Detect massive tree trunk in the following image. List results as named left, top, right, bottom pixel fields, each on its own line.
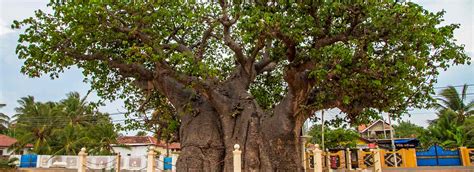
left=174, top=73, right=306, bottom=171
left=175, top=100, right=304, bottom=171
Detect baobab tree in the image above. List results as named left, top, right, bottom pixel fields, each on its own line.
left=13, top=1, right=469, bottom=171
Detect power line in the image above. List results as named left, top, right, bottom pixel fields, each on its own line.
left=433, top=84, right=474, bottom=89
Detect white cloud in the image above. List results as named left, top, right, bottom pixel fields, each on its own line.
left=0, top=19, right=14, bottom=36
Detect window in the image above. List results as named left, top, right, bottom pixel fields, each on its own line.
left=0, top=149, right=3, bottom=155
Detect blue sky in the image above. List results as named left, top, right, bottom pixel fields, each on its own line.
left=0, top=0, right=473, bottom=128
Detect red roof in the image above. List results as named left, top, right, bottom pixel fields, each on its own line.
left=357, top=124, right=367, bottom=132
left=117, top=136, right=156, bottom=145
left=0, top=134, right=18, bottom=147
left=156, top=141, right=181, bottom=150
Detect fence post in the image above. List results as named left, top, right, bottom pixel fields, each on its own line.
left=346, top=148, right=352, bottom=170
left=459, top=147, right=470, bottom=166
left=78, top=147, right=87, bottom=172
left=326, top=149, right=333, bottom=172
left=233, top=144, right=242, bottom=172
left=116, top=153, right=121, bottom=172
left=313, top=144, right=323, bottom=172
left=372, top=147, right=382, bottom=172
left=147, top=146, right=156, bottom=172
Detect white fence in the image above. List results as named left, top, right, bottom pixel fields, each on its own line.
left=10, top=144, right=260, bottom=172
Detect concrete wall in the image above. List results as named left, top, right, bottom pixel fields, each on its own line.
left=0, top=147, right=30, bottom=156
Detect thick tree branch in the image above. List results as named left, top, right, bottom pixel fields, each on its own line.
left=195, top=20, right=218, bottom=60
left=219, top=0, right=247, bottom=68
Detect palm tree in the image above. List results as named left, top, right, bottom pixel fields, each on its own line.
left=86, top=123, right=122, bottom=155
left=436, top=84, right=474, bottom=122
left=51, top=124, right=89, bottom=155
left=427, top=109, right=468, bottom=147
left=0, top=104, right=10, bottom=132
left=11, top=97, right=60, bottom=154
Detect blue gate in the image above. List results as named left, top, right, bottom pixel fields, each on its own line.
left=416, top=145, right=461, bottom=166
left=19, top=154, right=37, bottom=168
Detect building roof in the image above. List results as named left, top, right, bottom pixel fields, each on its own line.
left=117, top=136, right=157, bottom=145
left=116, top=136, right=181, bottom=149
left=155, top=140, right=181, bottom=149
left=0, top=134, right=18, bottom=147
left=359, top=119, right=392, bottom=133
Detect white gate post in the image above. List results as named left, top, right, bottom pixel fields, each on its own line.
left=346, top=148, right=352, bottom=170
left=147, top=146, right=156, bottom=172
left=313, top=144, right=323, bottom=172
left=78, top=147, right=87, bottom=172
left=326, top=149, right=334, bottom=172
left=372, top=147, right=382, bottom=172
left=233, top=144, right=242, bottom=172
left=116, top=153, right=121, bottom=172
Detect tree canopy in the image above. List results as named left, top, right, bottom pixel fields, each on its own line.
left=13, top=1, right=469, bottom=123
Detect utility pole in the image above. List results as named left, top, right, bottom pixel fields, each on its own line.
left=388, top=113, right=398, bottom=167
left=321, top=110, right=325, bottom=151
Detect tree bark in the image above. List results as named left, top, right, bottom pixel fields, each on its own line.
left=175, top=78, right=305, bottom=171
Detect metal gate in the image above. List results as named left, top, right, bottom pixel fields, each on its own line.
left=19, top=154, right=37, bottom=168
left=416, top=145, right=461, bottom=166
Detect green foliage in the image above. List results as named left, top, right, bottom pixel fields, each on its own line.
left=136, top=131, right=147, bottom=136
left=424, top=109, right=473, bottom=148
left=12, top=1, right=470, bottom=130
left=393, top=121, right=426, bottom=138
left=0, top=104, right=10, bottom=133
left=0, top=157, right=18, bottom=169
left=421, top=84, right=474, bottom=148
left=11, top=92, right=120, bottom=155
left=308, top=124, right=360, bottom=149
left=435, top=84, right=474, bottom=122
left=119, top=94, right=180, bottom=142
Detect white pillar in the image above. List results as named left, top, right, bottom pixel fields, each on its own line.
left=346, top=148, right=352, bottom=170
left=78, top=147, right=87, bottom=172
left=116, top=153, right=121, bottom=172
left=147, top=146, right=156, bottom=172
left=372, top=148, right=382, bottom=172
left=233, top=144, right=242, bottom=172
left=313, top=144, right=323, bottom=172
left=326, top=149, right=334, bottom=172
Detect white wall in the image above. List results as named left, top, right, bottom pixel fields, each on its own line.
left=0, top=147, right=30, bottom=156
left=113, top=145, right=150, bottom=157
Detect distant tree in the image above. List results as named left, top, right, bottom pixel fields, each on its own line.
left=393, top=121, right=426, bottom=138
left=136, top=131, right=147, bottom=136
left=463, top=116, right=474, bottom=147
left=0, top=104, right=10, bottom=133
left=426, top=109, right=468, bottom=147
left=11, top=92, right=119, bottom=155
left=308, top=124, right=360, bottom=149
left=436, top=84, right=474, bottom=122
left=86, top=123, right=122, bottom=155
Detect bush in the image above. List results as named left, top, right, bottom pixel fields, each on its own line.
left=0, top=157, right=19, bottom=169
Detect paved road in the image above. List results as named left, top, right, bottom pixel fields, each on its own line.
left=328, top=166, right=474, bottom=172
left=382, top=166, right=474, bottom=172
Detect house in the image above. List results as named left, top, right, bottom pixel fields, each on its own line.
left=0, top=134, right=31, bottom=157
left=358, top=119, right=393, bottom=140
left=357, top=120, right=419, bottom=149
left=112, top=136, right=180, bottom=157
